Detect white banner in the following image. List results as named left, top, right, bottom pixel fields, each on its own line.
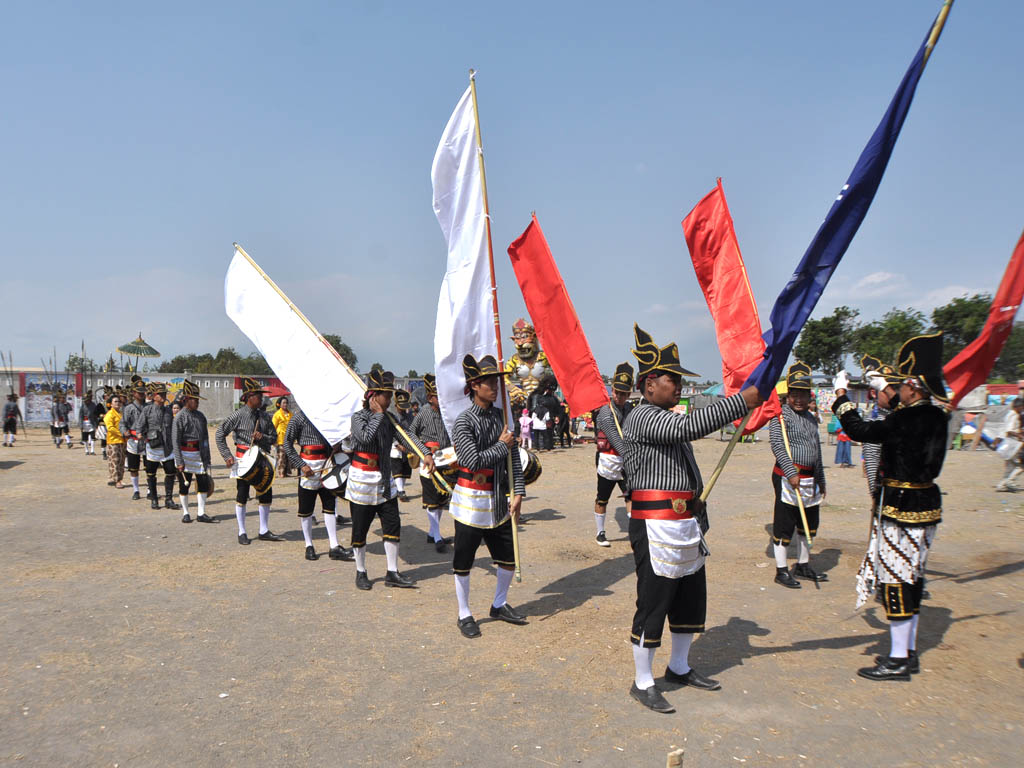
left=432, top=84, right=498, bottom=435
left=224, top=246, right=363, bottom=445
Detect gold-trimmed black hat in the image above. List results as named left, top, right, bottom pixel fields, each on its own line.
left=896, top=332, right=948, bottom=402
left=130, top=378, right=146, bottom=395
left=422, top=373, right=437, bottom=398
left=786, top=361, right=813, bottom=391
left=182, top=379, right=204, bottom=400
left=631, top=325, right=698, bottom=379
left=239, top=376, right=267, bottom=401
left=149, top=381, right=167, bottom=397
left=859, top=354, right=900, bottom=385
left=394, top=388, right=411, bottom=410
left=366, top=369, right=397, bottom=392
left=462, top=354, right=509, bottom=383
left=611, top=362, right=634, bottom=393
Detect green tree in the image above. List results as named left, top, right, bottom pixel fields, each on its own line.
left=793, top=306, right=859, bottom=375
left=370, top=362, right=384, bottom=373
left=323, top=334, right=358, bottom=369
left=65, top=353, right=97, bottom=373
left=991, top=322, right=1024, bottom=382
left=407, top=369, right=419, bottom=378
left=852, top=308, right=927, bottom=365
left=930, top=293, right=991, bottom=363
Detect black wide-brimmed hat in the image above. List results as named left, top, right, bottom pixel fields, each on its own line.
left=611, top=362, right=634, bottom=393
left=462, top=354, right=510, bottom=383
left=631, top=325, right=698, bottom=379
left=366, top=369, right=397, bottom=392
left=182, top=379, right=204, bottom=400
left=896, top=332, right=948, bottom=402
left=859, top=354, right=901, bottom=385
left=786, top=361, right=813, bottom=391
left=239, top=376, right=267, bottom=401
left=422, top=373, right=437, bottom=398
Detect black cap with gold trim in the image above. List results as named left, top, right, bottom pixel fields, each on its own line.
left=462, top=354, right=509, bottom=383
left=366, top=369, right=397, bottom=392
left=239, top=376, right=267, bottom=401
left=859, top=354, right=900, bottom=385
left=394, top=388, right=411, bottom=410
left=631, top=325, right=698, bottom=379
left=149, top=381, right=167, bottom=397
left=896, top=332, right=948, bottom=402
left=182, top=379, right=204, bottom=400
left=422, top=373, right=437, bottom=398
left=611, top=362, right=634, bottom=393
left=786, top=361, right=813, bottom=391
left=130, top=377, right=146, bottom=395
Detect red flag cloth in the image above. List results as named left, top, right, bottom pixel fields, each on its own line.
left=683, top=179, right=780, bottom=433
left=943, top=229, right=1024, bottom=408
left=508, top=214, right=609, bottom=418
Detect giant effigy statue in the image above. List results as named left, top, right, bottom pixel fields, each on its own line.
left=505, top=318, right=551, bottom=398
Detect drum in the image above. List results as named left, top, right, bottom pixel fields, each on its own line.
left=237, top=446, right=275, bottom=494
left=519, top=447, right=542, bottom=486
left=321, top=453, right=352, bottom=498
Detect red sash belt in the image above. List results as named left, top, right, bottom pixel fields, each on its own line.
left=773, top=463, right=814, bottom=478
left=456, top=466, right=494, bottom=491
left=425, top=441, right=440, bottom=451
left=181, top=441, right=201, bottom=450
left=235, top=444, right=249, bottom=458
left=129, top=429, right=139, bottom=438
left=352, top=451, right=380, bottom=471
left=300, top=445, right=329, bottom=460
left=631, top=490, right=695, bottom=520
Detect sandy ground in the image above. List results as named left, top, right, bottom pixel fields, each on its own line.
left=0, top=426, right=1021, bottom=768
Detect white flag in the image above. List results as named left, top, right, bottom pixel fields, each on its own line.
left=224, top=245, right=363, bottom=445
left=432, top=85, right=497, bottom=435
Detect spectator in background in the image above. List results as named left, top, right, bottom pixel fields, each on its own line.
left=835, top=423, right=853, bottom=467
left=273, top=396, right=293, bottom=477
left=104, top=396, right=126, bottom=488
left=519, top=408, right=533, bottom=450
left=557, top=400, right=572, bottom=448
left=532, top=402, right=550, bottom=451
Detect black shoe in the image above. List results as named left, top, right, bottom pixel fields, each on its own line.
left=238, top=533, right=250, bottom=545
left=489, top=603, right=528, bottom=625
left=150, top=498, right=161, bottom=510
left=793, top=563, right=828, bottom=582
left=629, top=683, right=675, bottom=714
left=329, top=546, right=355, bottom=561
left=426, top=534, right=436, bottom=543
left=384, top=570, right=416, bottom=589
left=131, top=491, right=141, bottom=501
left=355, top=570, right=372, bottom=591
left=164, top=498, right=179, bottom=511
left=258, top=531, right=284, bottom=542
left=775, top=568, right=801, bottom=589
left=596, top=531, right=610, bottom=547
left=858, top=657, right=911, bottom=681
left=435, top=538, right=449, bottom=553
left=921, top=589, right=931, bottom=600
left=195, top=514, right=215, bottom=523
left=663, top=667, right=721, bottom=690
left=457, top=616, right=481, bottom=638
left=398, top=493, right=410, bottom=503
left=875, top=650, right=920, bottom=674
left=336, top=516, right=350, bottom=526
left=181, top=514, right=192, bottom=524
left=305, top=546, right=319, bottom=561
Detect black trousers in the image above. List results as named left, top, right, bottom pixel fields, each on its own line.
left=235, top=478, right=272, bottom=505
left=452, top=518, right=515, bottom=575
left=771, top=472, right=820, bottom=544
left=145, top=457, right=177, bottom=498
left=297, top=484, right=337, bottom=517
left=178, top=471, right=211, bottom=495
left=349, top=497, right=400, bottom=548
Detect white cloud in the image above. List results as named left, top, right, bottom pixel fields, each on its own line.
left=850, top=271, right=909, bottom=298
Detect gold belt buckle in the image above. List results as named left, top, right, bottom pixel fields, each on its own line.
left=671, top=497, right=687, bottom=515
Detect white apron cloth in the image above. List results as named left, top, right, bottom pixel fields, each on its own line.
left=299, top=457, right=327, bottom=490
left=345, top=455, right=395, bottom=506
left=82, top=420, right=93, bottom=432
left=449, top=478, right=504, bottom=529
left=180, top=447, right=205, bottom=475
left=596, top=450, right=624, bottom=481
left=781, top=476, right=823, bottom=508
left=146, top=444, right=170, bottom=463
left=644, top=518, right=705, bottom=579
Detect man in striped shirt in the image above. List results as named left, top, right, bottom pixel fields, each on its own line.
left=592, top=362, right=634, bottom=547
left=622, top=324, right=761, bottom=713
left=122, top=378, right=147, bottom=500
left=284, top=409, right=355, bottom=563
left=345, top=369, right=432, bottom=591
left=449, top=354, right=526, bottom=639
left=215, top=377, right=284, bottom=545
left=171, top=379, right=215, bottom=524
left=410, top=373, right=453, bottom=552
left=768, top=362, right=827, bottom=588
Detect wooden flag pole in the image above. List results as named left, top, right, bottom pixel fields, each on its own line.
left=778, top=414, right=814, bottom=548
left=469, top=69, right=523, bottom=583
left=700, top=410, right=753, bottom=503
left=231, top=243, right=451, bottom=494
left=923, top=0, right=954, bottom=66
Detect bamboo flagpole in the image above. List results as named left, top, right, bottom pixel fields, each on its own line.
left=468, top=69, right=523, bottom=582
left=230, top=243, right=451, bottom=494
left=699, top=410, right=752, bottom=502
left=778, top=415, right=814, bottom=548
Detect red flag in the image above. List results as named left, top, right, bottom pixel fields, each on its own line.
left=508, top=215, right=608, bottom=418
left=943, top=229, right=1024, bottom=408
left=683, top=179, right=780, bottom=432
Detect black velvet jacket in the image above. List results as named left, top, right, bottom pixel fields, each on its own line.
left=833, top=394, right=947, bottom=525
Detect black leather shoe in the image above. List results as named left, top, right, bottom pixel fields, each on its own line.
left=329, top=546, right=355, bottom=561
left=355, top=570, right=372, bottom=591
left=489, top=603, right=528, bottom=625
left=775, top=568, right=801, bottom=589
left=238, top=533, right=250, bottom=545
left=181, top=514, right=192, bottom=524
left=457, top=616, right=481, bottom=638
left=398, top=493, right=410, bottom=503
left=305, top=546, right=319, bottom=561
left=664, top=667, right=721, bottom=690
left=131, top=491, right=141, bottom=501
left=195, top=514, right=215, bottom=523
left=258, top=531, right=284, bottom=542
left=875, top=650, right=920, bottom=674
left=384, top=570, right=416, bottom=588
left=435, top=538, right=449, bottom=553
left=150, top=498, right=161, bottom=510
left=857, top=657, right=911, bottom=681
left=336, top=516, right=350, bottom=526
left=164, top=498, right=179, bottom=511
left=793, top=563, right=828, bottom=582
left=629, top=683, right=675, bottom=714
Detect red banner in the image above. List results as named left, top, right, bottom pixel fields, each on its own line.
left=508, top=214, right=608, bottom=418
left=683, top=179, right=780, bottom=432
left=944, top=229, right=1024, bottom=407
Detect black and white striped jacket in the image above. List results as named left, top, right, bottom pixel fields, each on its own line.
left=410, top=403, right=451, bottom=450
left=349, top=408, right=427, bottom=497
left=451, top=402, right=526, bottom=520
left=215, top=405, right=275, bottom=461
left=769, top=405, right=826, bottom=493
left=283, top=411, right=329, bottom=469
left=171, top=407, right=211, bottom=467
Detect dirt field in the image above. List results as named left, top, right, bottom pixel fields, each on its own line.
left=1, top=426, right=1021, bottom=767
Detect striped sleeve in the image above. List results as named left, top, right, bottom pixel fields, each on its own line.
left=768, top=416, right=796, bottom=478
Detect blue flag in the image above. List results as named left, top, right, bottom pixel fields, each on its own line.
left=744, top=13, right=944, bottom=396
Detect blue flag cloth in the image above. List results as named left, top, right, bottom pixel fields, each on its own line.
left=743, top=19, right=938, bottom=397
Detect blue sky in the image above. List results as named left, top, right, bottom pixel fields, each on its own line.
left=4, top=1, right=1020, bottom=378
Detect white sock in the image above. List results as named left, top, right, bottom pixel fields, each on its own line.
left=88, top=438, right=94, bottom=452
left=131, top=476, right=140, bottom=493
left=179, top=495, right=189, bottom=515
left=197, top=493, right=207, bottom=516
left=493, top=566, right=514, bottom=609
left=773, top=542, right=788, bottom=568
left=889, top=618, right=912, bottom=659
left=324, top=513, right=338, bottom=548
left=796, top=535, right=810, bottom=564
left=300, top=516, right=314, bottom=546
left=632, top=635, right=656, bottom=690
left=455, top=573, right=472, bottom=619
left=668, top=632, right=693, bottom=675
left=909, top=613, right=919, bottom=651
left=426, top=509, right=442, bottom=541
left=354, top=546, right=366, bottom=573
left=384, top=540, right=399, bottom=572
left=235, top=504, right=247, bottom=535
left=594, top=511, right=606, bottom=535
left=395, top=476, right=406, bottom=493
left=258, top=504, right=270, bottom=535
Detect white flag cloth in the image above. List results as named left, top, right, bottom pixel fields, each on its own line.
left=224, top=246, right=363, bottom=445
left=432, top=85, right=498, bottom=435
